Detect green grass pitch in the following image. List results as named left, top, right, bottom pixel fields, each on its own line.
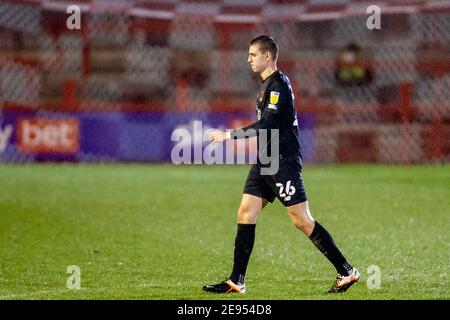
left=0, top=164, right=448, bottom=300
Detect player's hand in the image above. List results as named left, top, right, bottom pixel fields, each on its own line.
left=209, top=131, right=228, bottom=144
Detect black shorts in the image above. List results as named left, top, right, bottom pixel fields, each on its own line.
left=243, top=156, right=307, bottom=207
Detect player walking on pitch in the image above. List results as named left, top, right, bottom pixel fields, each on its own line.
left=204, top=35, right=360, bottom=294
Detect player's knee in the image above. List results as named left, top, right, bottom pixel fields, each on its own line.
left=288, top=210, right=314, bottom=232
left=237, top=205, right=257, bottom=224
left=290, top=216, right=307, bottom=230
left=292, top=220, right=310, bottom=232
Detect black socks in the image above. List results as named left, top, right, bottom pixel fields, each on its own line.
left=309, top=221, right=353, bottom=276
left=229, top=224, right=256, bottom=285
left=229, top=221, right=352, bottom=285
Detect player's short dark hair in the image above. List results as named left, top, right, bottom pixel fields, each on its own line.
left=250, top=35, right=279, bottom=61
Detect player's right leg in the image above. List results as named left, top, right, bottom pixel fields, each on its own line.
left=202, top=194, right=269, bottom=294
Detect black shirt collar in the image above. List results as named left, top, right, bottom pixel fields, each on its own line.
left=262, top=70, right=279, bottom=83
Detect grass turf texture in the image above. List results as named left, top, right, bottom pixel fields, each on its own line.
left=0, top=164, right=448, bottom=300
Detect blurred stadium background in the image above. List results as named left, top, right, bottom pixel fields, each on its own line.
left=1, top=0, right=450, bottom=300
left=1, top=0, right=449, bottom=164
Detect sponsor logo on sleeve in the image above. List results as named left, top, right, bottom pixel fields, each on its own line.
left=269, top=91, right=280, bottom=105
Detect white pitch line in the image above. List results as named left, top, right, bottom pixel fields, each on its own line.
left=0, top=288, right=87, bottom=300
left=0, top=282, right=170, bottom=299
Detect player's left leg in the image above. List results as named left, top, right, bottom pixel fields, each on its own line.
left=286, top=201, right=360, bottom=293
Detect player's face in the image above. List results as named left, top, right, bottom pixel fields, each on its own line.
left=248, top=45, right=269, bottom=73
